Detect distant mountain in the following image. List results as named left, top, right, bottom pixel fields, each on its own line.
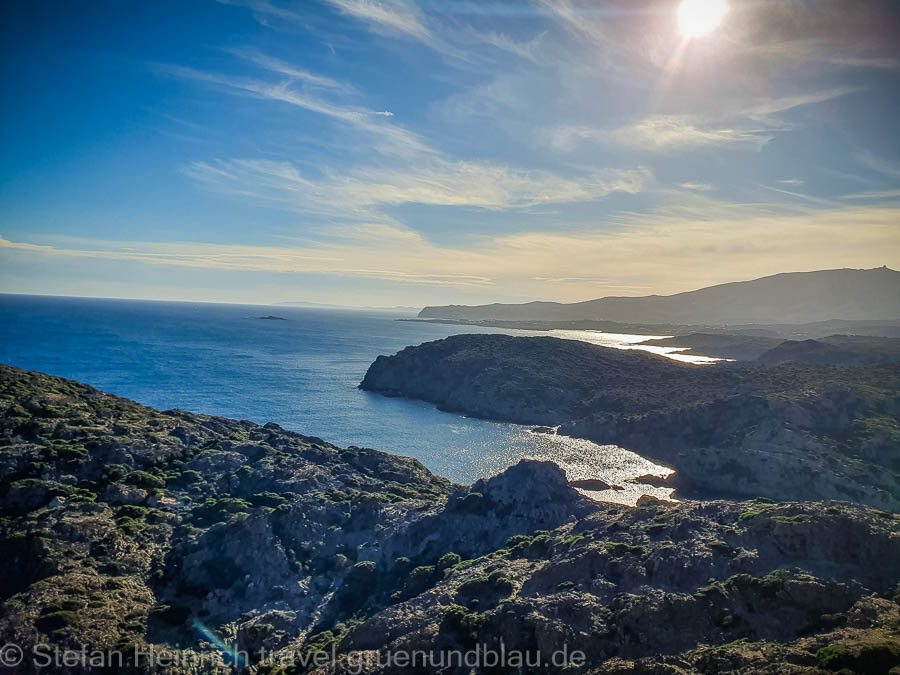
left=418, top=267, right=900, bottom=325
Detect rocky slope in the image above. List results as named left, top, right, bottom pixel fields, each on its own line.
left=2, top=364, right=899, bottom=674
left=361, top=334, right=900, bottom=509
left=638, top=333, right=900, bottom=364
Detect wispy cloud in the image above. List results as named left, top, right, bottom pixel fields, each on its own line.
left=161, top=64, right=426, bottom=158
left=552, top=117, right=773, bottom=153
left=610, top=116, right=773, bottom=152
left=323, top=0, right=467, bottom=60
left=470, top=29, right=546, bottom=62
left=840, top=189, right=900, bottom=201
left=216, top=0, right=305, bottom=25
left=186, top=157, right=652, bottom=216
left=678, top=182, right=716, bottom=191
left=228, top=48, right=347, bottom=89
left=550, top=88, right=857, bottom=154
left=856, top=150, right=900, bottom=181
left=5, top=202, right=898, bottom=299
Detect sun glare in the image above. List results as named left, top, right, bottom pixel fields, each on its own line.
left=678, top=0, right=728, bottom=38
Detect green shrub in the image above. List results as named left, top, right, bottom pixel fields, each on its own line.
left=35, top=610, right=77, bottom=632
left=179, top=470, right=203, bottom=484
left=124, top=471, right=165, bottom=490
left=338, top=561, right=379, bottom=612
left=116, top=505, right=147, bottom=520
left=191, top=497, right=252, bottom=525
left=816, top=641, right=900, bottom=673
left=444, top=604, right=488, bottom=643
left=102, top=465, right=129, bottom=483
left=150, top=605, right=191, bottom=626
left=454, top=492, right=488, bottom=514
left=347, top=560, right=377, bottom=583
left=249, top=492, right=287, bottom=508
left=402, top=565, right=438, bottom=596
left=438, top=552, right=462, bottom=571
left=117, top=517, right=143, bottom=536
left=605, top=542, right=644, bottom=556
left=709, top=540, right=732, bottom=554
left=506, top=534, right=531, bottom=548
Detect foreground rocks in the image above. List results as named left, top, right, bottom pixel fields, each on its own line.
left=2, top=364, right=899, bottom=674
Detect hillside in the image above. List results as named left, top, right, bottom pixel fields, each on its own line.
left=418, top=267, right=900, bottom=325
left=758, top=335, right=900, bottom=367
left=640, top=333, right=900, bottom=363
left=361, top=334, right=900, bottom=509
left=2, top=365, right=899, bottom=674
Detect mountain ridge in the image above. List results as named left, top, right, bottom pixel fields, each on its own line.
left=419, top=267, right=900, bottom=325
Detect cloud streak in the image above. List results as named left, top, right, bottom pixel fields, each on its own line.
left=5, top=202, right=899, bottom=299
left=186, top=158, right=652, bottom=216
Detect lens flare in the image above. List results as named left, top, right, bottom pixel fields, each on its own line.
left=678, top=0, right=728, bottom=38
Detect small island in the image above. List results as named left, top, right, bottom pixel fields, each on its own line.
left=256, top=315, right=287, bottom=320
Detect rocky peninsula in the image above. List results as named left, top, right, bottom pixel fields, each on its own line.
left=360, top=334, right=900, bottom=510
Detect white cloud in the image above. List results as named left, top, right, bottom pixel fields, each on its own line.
left=559, top=116, right=774, bottom=152
left=550, top=87, right=857, bottom=154
left=323, top=0, right=466, bottom=60
left=678, top=183, right=716, bottom=191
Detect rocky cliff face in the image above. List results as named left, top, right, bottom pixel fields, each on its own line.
left=2, top=364, right=899, bottom=674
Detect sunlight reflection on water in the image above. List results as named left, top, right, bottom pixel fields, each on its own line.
left=535, top=330, right=728, bottom=364
left=517, top=430, right=676, bottom=505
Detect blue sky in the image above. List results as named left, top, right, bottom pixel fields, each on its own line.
left=1, top=0, right=899, bottom=306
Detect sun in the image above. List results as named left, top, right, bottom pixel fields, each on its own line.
left=678, top=0, right=728, bottom=38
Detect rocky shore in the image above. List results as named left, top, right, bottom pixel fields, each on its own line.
left=2, top=364, right=899, bottom=673
left=360, top=334, right=900, bottom=510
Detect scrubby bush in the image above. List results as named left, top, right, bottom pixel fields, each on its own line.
left=438, top=552, right=462, bottom=571
left=605, top=542, right=644, bottom=557
left=150, top=604, right=191, bottom=626
left=125, top=471, right=166, bottom=490
left=35, top=610, right=77, bottom=632
left=444, top=604, right=488, bottom=644
left=249, top=492, right=287, bottom=508
left=816, top=641, right=900, bottom=673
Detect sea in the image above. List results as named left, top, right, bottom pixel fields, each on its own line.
left=0, top=294, right=713, bottom=504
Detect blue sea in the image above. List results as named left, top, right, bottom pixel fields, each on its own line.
left=0, top=294, right=676, bottom=503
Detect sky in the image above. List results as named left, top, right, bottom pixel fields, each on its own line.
left=1, top=0, right=899, bottom=307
